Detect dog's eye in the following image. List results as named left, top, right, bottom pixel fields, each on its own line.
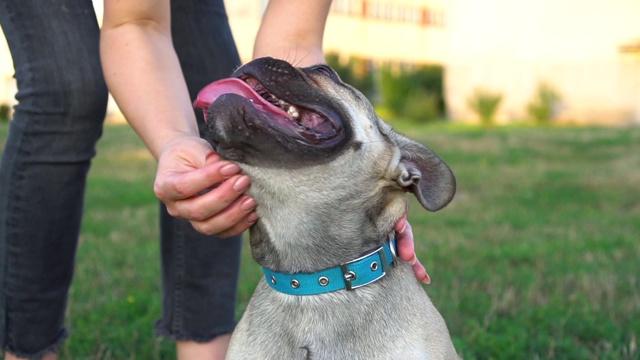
left=312, top=65, right=336, bottom=78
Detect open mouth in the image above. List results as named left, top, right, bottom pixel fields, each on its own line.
left=194, top=75, right=341, bottom=143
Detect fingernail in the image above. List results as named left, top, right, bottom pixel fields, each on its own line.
left=246, top=212, right=259, bottom=223
left=233, top=175, right=250, bottom=192
left=220, top=163, right=240, bottom=176
left=206, top=152, right=221, bottom=164
left=240, top=197, right=256, bottom=211
left=422, top=274, right=432, bottom=285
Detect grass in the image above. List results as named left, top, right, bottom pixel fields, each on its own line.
left=1, top=122, right=639, bottom=359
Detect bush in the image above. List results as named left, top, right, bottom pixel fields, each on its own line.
left=527, top=82, right=562, bottom=125
left=402, top=89, right=440, bottom=122
left=326, top=53, right=445, bottom=123
left=467, top=88, right=503, bottom=126
left=0, top=103, right=11, bottom=123
left=379, top=64, right=444, bottom=122
left=325, top=53, right=376, bottom=100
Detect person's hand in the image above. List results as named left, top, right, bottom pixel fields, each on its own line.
left=395, top=214, right=431, bottom=284
left=153, top=136, right=258, bottom=238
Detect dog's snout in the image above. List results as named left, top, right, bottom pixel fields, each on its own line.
left=236, top=57, right=300, bottom=85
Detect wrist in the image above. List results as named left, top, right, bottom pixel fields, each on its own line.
left=158, top=134, right=213, bottom=159
left=252, top=46, right=325, bottom=67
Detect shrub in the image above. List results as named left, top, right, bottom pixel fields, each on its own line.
left=0, top=103, right=11, bottom=123
left=379, top=64, right=445, bottom=122
left=527, top=82, right=562, bottom=125
left=325, top=53, right=445, bottom=123
left=402, top=89, right=440, bottom=122
left=325, top=53, right=376, bottom=100
left=467, top=88, right=503, bottom=126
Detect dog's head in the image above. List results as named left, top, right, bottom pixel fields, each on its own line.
left=195, top=58, right=455, bottom=267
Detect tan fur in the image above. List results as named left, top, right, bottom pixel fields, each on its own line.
left=203, top=58, right=458, bottom=359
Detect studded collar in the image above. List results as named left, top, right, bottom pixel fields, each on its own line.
left=262, top=237, right=397, bottom=296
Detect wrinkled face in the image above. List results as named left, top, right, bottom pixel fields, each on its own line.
left=195, top=57, right=455, bottom=214
left=195, top=57, right=379, bottom=168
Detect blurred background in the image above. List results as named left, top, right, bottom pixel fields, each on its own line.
left=2, top=0, right=640, bottom=125
left=0, top=1, right=638, bottom=359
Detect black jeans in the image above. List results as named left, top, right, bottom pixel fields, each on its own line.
left=0, top=0, right=242, bottom=357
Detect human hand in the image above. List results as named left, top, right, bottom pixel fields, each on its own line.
left=153, top=136, right=258, bottom=238
left=395, top=214, right=431, bottom=284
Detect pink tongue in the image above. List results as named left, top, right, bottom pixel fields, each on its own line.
left=193, top=78, right=291, bottom=119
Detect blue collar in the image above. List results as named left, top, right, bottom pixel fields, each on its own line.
left=262, top=238, right=397, bottom=296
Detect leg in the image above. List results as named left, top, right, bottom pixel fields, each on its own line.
left=0, top=0, right=107, bottom=358
left=154, top=1, right=243, bottom=359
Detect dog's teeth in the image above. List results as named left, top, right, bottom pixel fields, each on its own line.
left=278, top=99, right=289, bottom=106
left=287, top=106, right=299, bottom=118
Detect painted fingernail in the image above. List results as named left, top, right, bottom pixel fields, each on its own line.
left=233, top=175, right=250, bottom=192
left=240, top=197, right=256, bottom=211
left=220, top=163, right=240, bottom=176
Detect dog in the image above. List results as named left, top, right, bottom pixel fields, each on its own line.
left=194, top=57, right=459, bottom=359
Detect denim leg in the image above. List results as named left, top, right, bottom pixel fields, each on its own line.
left=154, top=0, right=244, bottom=341
left=0, top=0, right=107, bottom=357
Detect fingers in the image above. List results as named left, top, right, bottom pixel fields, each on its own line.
left=153, top=139, right=259, bottom=237
left=158, top=168, right=258, bottom=236
left=155, top=160, right=242, bottom=203
left=168, top=174, right=250, bottom=221
left=189, top=194, right=259, bottom=237
left=412, top=258, right=431, bottom=285
left=394, top=214, right=431, bottom=284
left=395, top=214, right=415, bottom=263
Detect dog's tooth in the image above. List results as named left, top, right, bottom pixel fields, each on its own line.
left=287, top=106, right=299, bottom=118
left=278, top=99, right=289, bottom=107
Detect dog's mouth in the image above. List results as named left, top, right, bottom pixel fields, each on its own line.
left=194, top=75, right=341, bottom=143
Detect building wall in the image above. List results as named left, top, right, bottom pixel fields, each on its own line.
left=2, top=0, right=639, bottom=124
left=225, top=0, right=447, bottom=64
left=445, top=0, right=640, bottom=124
left=324, top=0, right=447, bottom=64
left=223, top=0, right=264, bottom=62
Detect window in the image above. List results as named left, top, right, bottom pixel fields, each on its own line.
left=331, top=0, right=445, bottom=28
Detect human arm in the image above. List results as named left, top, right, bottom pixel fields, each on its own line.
left=100, top=0, right=255, bottom=237
left=253, top=0, right=332, bottom=66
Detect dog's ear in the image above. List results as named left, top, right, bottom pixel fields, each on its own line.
left=392, top=133, right=456, bottom=212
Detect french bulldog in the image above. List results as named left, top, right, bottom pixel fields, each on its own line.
left=195, top=57, right=458, bottom=359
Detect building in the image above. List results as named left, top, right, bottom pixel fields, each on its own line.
left=213, top=0, right=640, bottom=125
left=226, top=0, right=447, bottom=64
left=444, top=0, right=640, bottom=124
left=2, top=0, right=639, bottom=124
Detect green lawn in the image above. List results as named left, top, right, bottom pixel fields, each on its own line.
left=0, top=122, right=638, bottom=359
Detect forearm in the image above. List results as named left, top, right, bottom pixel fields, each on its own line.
left=253, top=0, right=332, bottom=66
left=100, top=2, right=199, bottom=159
